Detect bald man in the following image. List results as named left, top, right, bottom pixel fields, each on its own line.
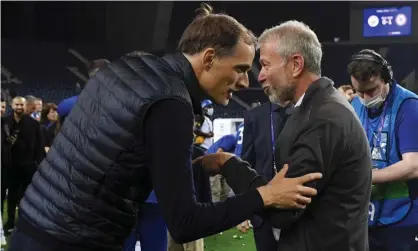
left=2, top=97, right=45, bottom=234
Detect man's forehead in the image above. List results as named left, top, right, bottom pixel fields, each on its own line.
left=13, top=98, right=26, bottom=104
left=228, top=44, right=254, bottom=70
left=259, top=42, right=281, bottom=61
left=351, top=77, right=378, bottom=92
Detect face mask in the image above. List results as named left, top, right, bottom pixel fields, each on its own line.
left=359, top=92, right=386, bottom=109
left=206, top=108, right=214, bottom=116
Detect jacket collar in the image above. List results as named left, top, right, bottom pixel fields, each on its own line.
left=163, top=52, right=209, bottom=116
left=299, top=77, right=334, bottom=109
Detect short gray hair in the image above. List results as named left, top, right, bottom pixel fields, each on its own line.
left=258, top=20, right=322, bottom=75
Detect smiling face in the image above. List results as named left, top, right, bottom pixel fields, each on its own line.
left=257, top=40, right=300, bottom=105
left=12, top=97, right=26, bottom=116
left=199, top=41, right=255, bottom=106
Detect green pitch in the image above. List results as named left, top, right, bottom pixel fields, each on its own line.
left=1, top=202, right=255, bottom=251
left=204, top=228, right=255, bottom=251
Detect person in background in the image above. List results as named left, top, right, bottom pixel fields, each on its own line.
left=206, top=134, right=238, bottom=202
left=1, top=97, right=11, bottom=218
left=198, top=99, right=215, bottom=151
left=167, top=146, right=211, bottom=251
left=3, top=96, right=45, bottom=234
left=1, top=98, right=6, bottom=117
left=31, top=98, right=43, bottom=121
left=23, top=95, right=36, bottom=117
left=193, top=113, right=206, bottom=146
left=348, top=49, right=418, bottom=251
left=123, top=190, right=168, bottom=251
left=39, top=103, right=59, bottom=152
left=238, top=65, right=292, bottom=251
left=338, top=85, right=356, bottom=102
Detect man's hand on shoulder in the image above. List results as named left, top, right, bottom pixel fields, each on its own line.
left=258, top=164, right=322, bottom=209
left=195, top=154, right=322, bottom=209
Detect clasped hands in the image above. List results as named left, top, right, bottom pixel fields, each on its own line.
left=192, top=152, right=322, bottom=209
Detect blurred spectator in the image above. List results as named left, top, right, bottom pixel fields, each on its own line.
left=338, top=85, right=356, bottom=102
left=32, top=98, right=43, bottom=121
left=23, top=95, right=36, bottom=116
left=40, top=103, right=59, bottom=151
left=3, top=96, right=45, bottom=234
left=1, top=98, right=6, bottom=117
left=198, top=100, right=214, bottom=151
left=167, top=146, right=211, bottom=251
left=1, top=97, right=12, bottom=218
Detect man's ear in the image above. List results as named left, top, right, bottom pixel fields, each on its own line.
left=291, top=54, right=304, bottom=78
left=202, top=48, right=215, bottom=71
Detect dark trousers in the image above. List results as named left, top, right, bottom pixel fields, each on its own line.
left=8, top=228, right=51, bottom=251
left=5, top=164, right=36, bottom=228
left=369, top=226, right=418, bottom=251
left=1, top=167, right=8, bottom=217
left=253, top=219, right=279, bottom=251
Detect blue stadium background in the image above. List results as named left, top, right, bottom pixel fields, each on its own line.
left=2, top=2, right=417, bottom=118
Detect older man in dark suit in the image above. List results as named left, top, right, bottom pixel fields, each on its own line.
left=199, top=21, right=371, bottom=251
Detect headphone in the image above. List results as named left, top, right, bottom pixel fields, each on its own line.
left=350, top=49, right=393, bottom=84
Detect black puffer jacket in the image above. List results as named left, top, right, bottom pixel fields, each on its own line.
left=18, top=52, right=194, bottom=251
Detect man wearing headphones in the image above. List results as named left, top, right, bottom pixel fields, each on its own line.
left=348, top=49, right=418, bottom=251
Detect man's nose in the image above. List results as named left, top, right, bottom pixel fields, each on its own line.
left=237, top=72, right=249, bottom=89
left=362, top=93, right=373, bottom=100
left=258, top=69, right=266, bottom=83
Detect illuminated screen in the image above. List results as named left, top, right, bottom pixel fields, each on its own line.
left=363, top=6, right=412, bottom=37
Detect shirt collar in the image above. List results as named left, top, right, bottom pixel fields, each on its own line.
left=294, top=93, right=305, bottom=107
left=163, top=52, right=209, bottom=116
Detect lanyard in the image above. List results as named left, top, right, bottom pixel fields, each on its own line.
left=365, top=101, right=388, bottom=151
left=270, top=111, right=277, bottom=172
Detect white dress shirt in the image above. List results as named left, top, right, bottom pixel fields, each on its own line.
left=294, top=93, right=305, bottom=107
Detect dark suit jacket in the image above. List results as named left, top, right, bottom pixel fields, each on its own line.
left=241, top=102, right=288, bottom=251
left=222, top=77, right=372, bottom=251
left=242, top=102, right=286, bottom=183
left=1, top=117, right=12, bottom=168
left=4, top=114, right=45, bottom=166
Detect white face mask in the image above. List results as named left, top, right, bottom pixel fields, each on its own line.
left=359, top=91, right=386, bottom=109
left=206, top=108, right=214, bottom=116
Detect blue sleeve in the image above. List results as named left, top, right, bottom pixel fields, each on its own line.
left=206, top=141, right=219, bottom=154
left=218, top=135, right=237, bottom=153
left=57, top=96, right=78, bottom=117
left=396, top=98, right=418, bottom=154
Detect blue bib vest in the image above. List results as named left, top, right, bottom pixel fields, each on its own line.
left=352, top=82, right=418, bottom=227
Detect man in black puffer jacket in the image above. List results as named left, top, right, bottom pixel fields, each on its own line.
left=8, top=4, right=322, bottom=251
